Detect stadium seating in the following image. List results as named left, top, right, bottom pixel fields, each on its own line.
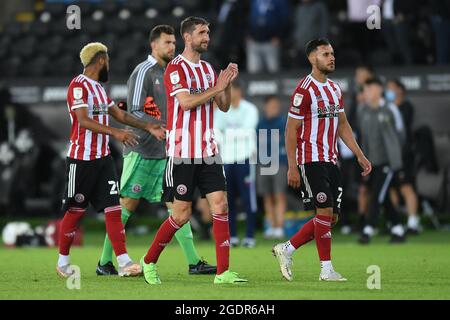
left=0, top=0, right=217, bottom=78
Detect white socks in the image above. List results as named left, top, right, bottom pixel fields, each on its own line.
left=117, top=253, right=132, bottom=268
left=407, top=216, right=420, bottom=230
left=58, top=254, right=70, bottom=268
left=391, top=224, right=405, bottom=237
left=363, top=225, right=375, bottom=237
left=273, top=227, right=284, bottom=238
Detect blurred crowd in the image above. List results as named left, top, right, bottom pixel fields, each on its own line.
left=1, top=0, right=450, bottom=78
left=1, top=0, right=449, bottom=245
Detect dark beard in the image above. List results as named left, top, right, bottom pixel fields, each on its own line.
left=193, top=42, right=208, bottom=54
left=99, top=66, right=109, bottom=83
left=161, top=54, right=172, bottom=64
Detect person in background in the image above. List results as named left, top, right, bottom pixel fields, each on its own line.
left=215, top=81, right=259, bottom=248
left=257, top=95, right=287, bottom=240
left=381, top=0, right=416, bottom=65
left=357, top=78, right=406, bottom=244
left=348, top=64, right=376, bottom=231
left=293, top=0, right=329, bottom=65
left=386, top=79, right=421, bottom=234
left=246, top=0, right=289, bottom=73
left=430, top=0, right=450, bottom=65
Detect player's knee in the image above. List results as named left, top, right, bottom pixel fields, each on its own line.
left=171, top=202, right=191, bottom=225
left=120, top=197, right=139, bottom=212
left=172, top=211, right=191, bottom=226
left=210, top=198, right=228, bottom=214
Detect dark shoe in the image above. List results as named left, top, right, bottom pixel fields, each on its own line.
left=189, top=259, right=217, bottom=275
left=390, top=234, right=406, bottom=244
left=406, top=228, right=420, bottom=236
left=96, top=261, right=118, bottom=276
left=358, top=233, right=371, bottom=245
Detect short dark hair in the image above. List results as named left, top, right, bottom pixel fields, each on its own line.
left=305, top=38, right=331, bottom=57
left=149, top=24, right=175, bottom=43
left=180, top=16, right=209, bottom=38
left=387, top=78, right=406, bottom=93
left=364, top=77, right=383, bottom=87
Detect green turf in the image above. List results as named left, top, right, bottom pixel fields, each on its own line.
left=1, top=231, right=449, bottom=300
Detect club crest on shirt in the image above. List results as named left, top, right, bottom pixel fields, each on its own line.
left=170, top=71, right=180, bottom=84
left=206, top=74, right=212, bottom=83
left=293, top=93, right=303, bottom=107
left=73, top=87, right=83, bottom=100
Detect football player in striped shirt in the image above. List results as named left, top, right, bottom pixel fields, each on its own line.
left=97, top=25, right=216, bottom=276
left=273, top=39, right=372, bottom=282
left=141, top=17, right=247, bottom=285
left=57, top=42, right=165, bottom=278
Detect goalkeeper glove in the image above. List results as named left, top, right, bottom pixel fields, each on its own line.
left=144, top=96, right=162, bottom=120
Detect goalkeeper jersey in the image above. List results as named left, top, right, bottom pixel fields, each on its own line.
left=124, top=55, right=166, bottom=159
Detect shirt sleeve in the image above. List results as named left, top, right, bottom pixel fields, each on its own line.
left=106, top=95, right=115, bottom=108
left=67, top=83, right=89, bottom=111
left=288, top=87, right=310, bottom=120
left=164, top=63, right=189, bottom=97
left=128, top=67, right=155, bottom=112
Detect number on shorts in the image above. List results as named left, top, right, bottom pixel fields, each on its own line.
left=336, top=187, right=343, bottom=208
left=108, top=181, right=120, bottom=195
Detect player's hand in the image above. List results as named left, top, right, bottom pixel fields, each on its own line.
left=114, top=128, right=139, bottom=147
left=287, top=166, right=301, bottom=189
left=217, top=68, right=234, bottom=91
left=226, top=63, right=239, bottom=83
left=358, top=154, right=372, bottom=177
left=146, top=124, right=166, bottom=141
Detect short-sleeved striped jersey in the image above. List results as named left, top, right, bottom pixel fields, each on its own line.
left=66, top=74, right=114, bottom=160
left=288, top=74, right=344, bottom=165
left=164, top=54, right=218, bottom=159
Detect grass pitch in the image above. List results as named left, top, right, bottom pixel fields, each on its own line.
left=1, top=230, right=449, bottom=300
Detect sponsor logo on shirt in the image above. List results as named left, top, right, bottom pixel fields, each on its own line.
left=92, top=104, right=109, bottom=115
left=317, top=104, right=340, bottom=118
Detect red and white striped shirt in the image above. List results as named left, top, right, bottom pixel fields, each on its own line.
left=66, top=74, right=114, bottom=160
left=164, top=54, right=218, bottom=158
left=288, top=74, right=344, bottom=165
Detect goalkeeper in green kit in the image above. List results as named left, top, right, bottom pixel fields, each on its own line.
left=96, top=25, right=216, bottom=275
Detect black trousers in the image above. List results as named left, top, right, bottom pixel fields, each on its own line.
left=366, top=165, right=401, bottom=228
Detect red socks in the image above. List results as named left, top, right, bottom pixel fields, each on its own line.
left=105, top=205, right=127, bottom=257
left=289, top=218, right=315, bottom=249
left=58, top=207, right=85, bottom=255
left=314, top=215, right=332, bottom=261
left=144, top=216, right=180, bottom=264
left=212, top=213, right=230, bottom=275
left=289, top=214, right=333, bottom=262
